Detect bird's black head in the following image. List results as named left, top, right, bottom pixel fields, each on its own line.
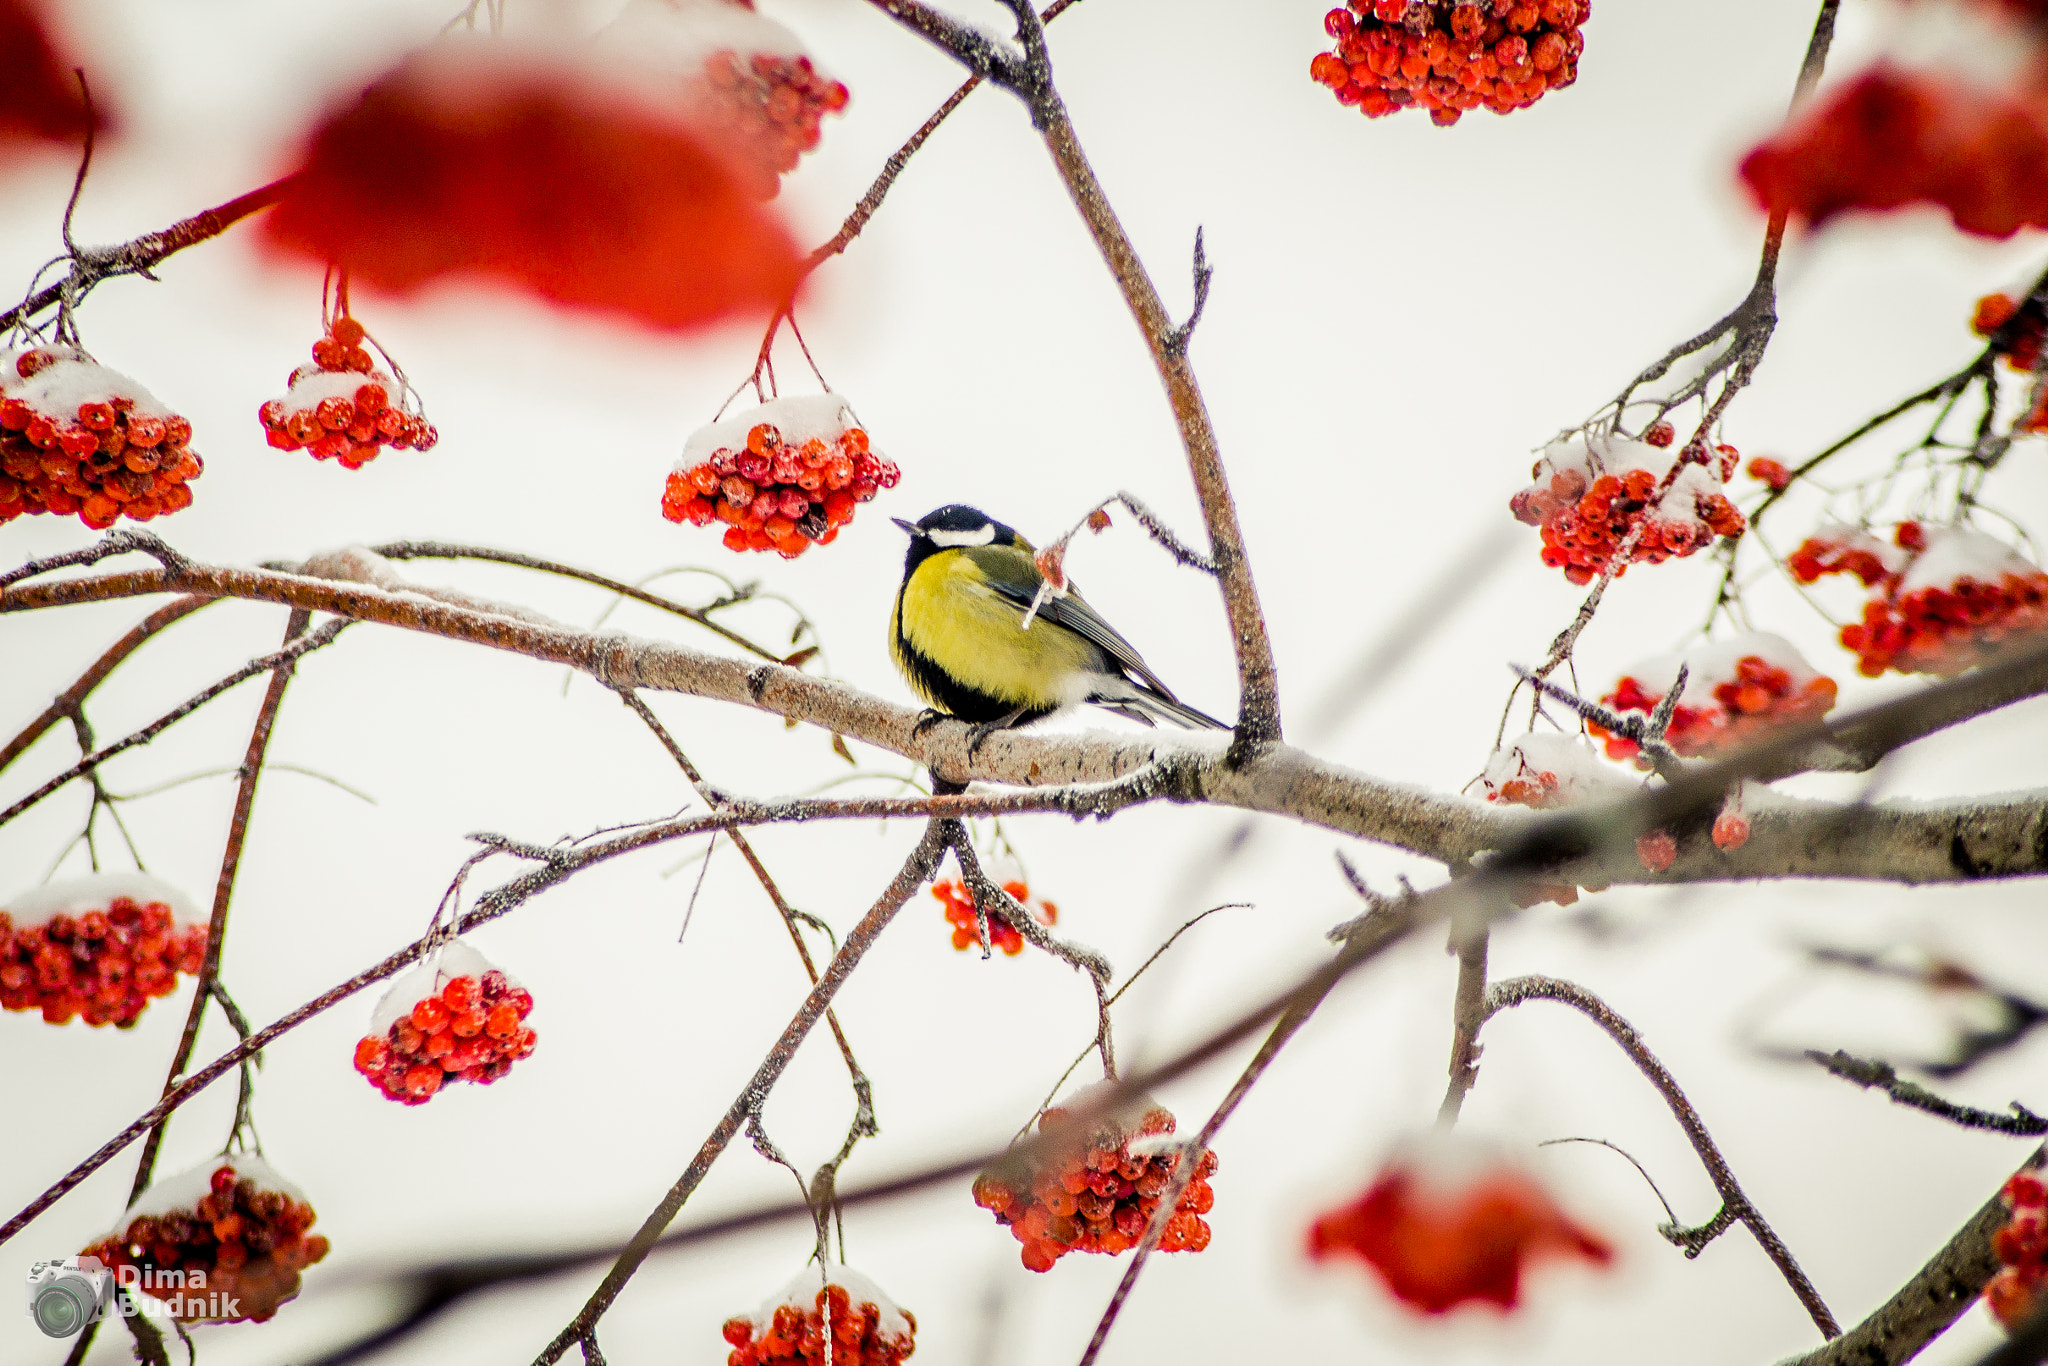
left=892, top=505, right=1021, bottom=573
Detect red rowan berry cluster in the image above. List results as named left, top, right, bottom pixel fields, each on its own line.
left=81, top=1156, right=331, bottom=1323
left=1307, top=1137, right=1612, bottom=1314
left=693, top=47, right=848, bottom=197
left=1792, top=523, right=2048, bottom=676
left=0, top=875, right=207, bottom=1027
left=0, top=347, right=201, bottom=529
left=259, top=316, right=434, bottom=468
left=1480, top=733, right=1633, bottom=809
left=1587, top=633, right=1839, bottom=764
left=973, top=1091, right=1218, bottom=1273
left=1746, top=456, right=1793, bottom=491
left=721, top=1264, right=917, bottom=1366
left=932, top=877, right=1057, bottom=955
left=663, top=395, right=897, bottom=557
left=1742, top=66, right=2048, bottom=239
left=1511, top=432, right=1745, bottom=585
left=1971, top=292, right=2048, bottom=430
left=353, top=941, right=535, bottom=1104
left=1987, top=1170, right=2048, bottom=1330
left=1310, top=0, right=1588, bottom=127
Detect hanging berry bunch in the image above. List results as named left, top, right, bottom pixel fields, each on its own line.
left=1587, top=633, right=1839, bottom=765
left=1479, top=732, right=1633, bottom=810
left=932, top=877, right=1057, bottom=956
left=0, top=875, right=208, bottom=1027
left=259, top=307, right=434, bottom=468
left=663, top=394, right=898, bottom=558
left=0, top=347, right=202, bottom=529
left=1789, top=522, right=2048, bottom=676
left=81, top=1155, right=331, bottom=1324
left=1310, top=0, right=1589, bottom=127
left=1971, top=292, right=2048, bottom=431
left=1987, top=1169, right=2048, bottom=1331
left=721, top=1263, right=917, bottom=1366
left=1510, top=429, right=1746, bottom=585
left=972, top=1088, right=1218, bottom=1273
left=600, top=0, right=849, bottom=200
left=352, top=939, right=535, bottom=1105
left=1307, top=1136, right=1613, bottom=1315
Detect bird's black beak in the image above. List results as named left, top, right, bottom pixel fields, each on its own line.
left=891, top=518, right=918, bottom=535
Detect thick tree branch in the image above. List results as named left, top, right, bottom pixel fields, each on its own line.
left=860, top=0, right=1034, bottom=93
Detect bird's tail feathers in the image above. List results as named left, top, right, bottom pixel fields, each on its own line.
left=1091, top=679, right=1229, bottom=730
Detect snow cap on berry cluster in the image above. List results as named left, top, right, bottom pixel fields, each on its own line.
left=1898, top=525, right=2043, bottom=595
left=739, top=1261, right=914, bottom=1345
left=1532, top=432, right=1725, bottom=531
left=369, top=938, right=502, bottom=1035
left=3, top=872, right=201, bottom=928
left=112, top=1154, right=310, bottom=1234
left=676, top=393, right=866, bottom=471
left=1610, top=631, right=1827, bottom=708
left=1481, top=733, right=1634, bottom=807
left=598, top=0, right=811, bottom=75
left=0, top=348, right=173, bottom=419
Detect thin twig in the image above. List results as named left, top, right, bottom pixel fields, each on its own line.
left=1807, top=1049, right=2048, bottom=1135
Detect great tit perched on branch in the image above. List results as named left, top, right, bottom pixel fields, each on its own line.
left=890, top=504, right=1228, bottom=749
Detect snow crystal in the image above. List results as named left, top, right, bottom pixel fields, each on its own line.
left=2, top=873, right=201, bottom=928
left=744, top=1260, right=914, bottom=1343
left=1483, top=733, right=1635, bottom=804
left=597, top=0, right=812, bottom=76
left=1615, top=631, right=1823, bottom=706
left=111, top=1153, right=309, bottom=1235
left=1899, top=526, right=2041, bottom=594
left=677, top=393, right=865, bottom=469
left=0, top=353, right=172, bottom=419
left=367, top=938, right=504, bottom=1035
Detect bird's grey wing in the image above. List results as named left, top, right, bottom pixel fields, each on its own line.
left=963, top=544, right=1181, bottom=699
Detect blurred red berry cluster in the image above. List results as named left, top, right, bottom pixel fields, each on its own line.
left=663, top=396, right=897, bottom=557
left=1310, top=0, right=1588, bottom=126
left=1307, top=1143, right=1612, bottom=1314
left=1743, top=63, right=2048, bottom=238
left=82, top=1158, right=331, bottom=1323
left=259, top=316, right=435, bottom=468
left=722, top=1269, right=916, bottom=1366
left=0, top=0, right=105, bottom=151
left=694, top=48, right=849, bottom=198
left=1511, top=433, right=1745, bottom=585
left=1791, top=523, right=2048, bottom=675
left=974, top=1097, right=1217, bottom=1272
left=1972, top=292, right=2048, bottom=429
left=1989, top=1170, right=2048, bottom=1330
left=932, top=877, right=1057, bottom=955
left=354, top=946, right=535, bottom=1105
left=0, top=878, right=206, bottom=1027
left=1746, top=455, right=1794, bottom=491
left=1589, top=635, right=1838, bottom=764
left=1, top=347, right=201, bottom=529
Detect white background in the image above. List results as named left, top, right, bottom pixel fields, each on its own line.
left=4, top=0, right=2048, bottom=1363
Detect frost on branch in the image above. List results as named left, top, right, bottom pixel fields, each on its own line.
left=0, top=873, right=207, bottom=1027
left=1510, top=431, right=1744, bottom=585
left=81, top=1154, right=331, bottom=1324
left=262, top=36, right=803, bottom=333
left=1791, top=522, right=2048, bottom=676
left=598, top=0, right=850, bottom=200
left=352, top=938, right=536, bottom=1105
left=973, top=1085, right=1218, bottom=1272
left=720, top=1261, right=917, bottom=1366
left=1310, top=0, right=1589, bottom=127
left=1306, top=1135, right=1613, bottom=1315
left=1588, top=632, right=1838, bottom=764
left=662, top=394, right=898, bottom=557
left=0, top=347, right=203, bottom=530
left=259, top=315, right=434, bottom=468
left=0, top=0, right=104, bottom=153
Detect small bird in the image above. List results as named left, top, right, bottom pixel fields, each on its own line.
left=889, top=504, right=1227, bottom=748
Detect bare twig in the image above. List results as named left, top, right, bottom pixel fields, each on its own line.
left=0, top=596, right=212, bottom=776
left=1808, top=1049, right=2048, bottom=1136
left=1483, top=974, right=1840, bottom=1337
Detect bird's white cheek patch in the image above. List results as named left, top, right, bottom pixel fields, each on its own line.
left=926, top=525, right=996, bottom=547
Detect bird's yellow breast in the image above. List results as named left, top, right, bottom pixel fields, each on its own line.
left=892, top=551, right=1102, bottom=710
